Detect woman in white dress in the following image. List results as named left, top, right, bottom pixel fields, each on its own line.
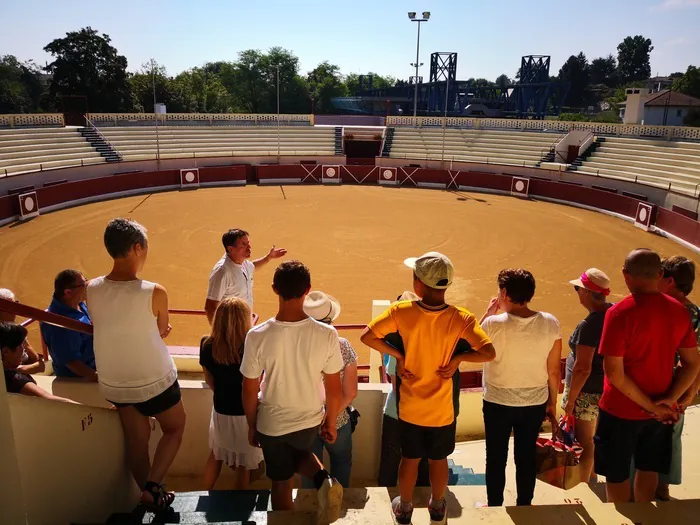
left=200, top=297, right=263, bottom=489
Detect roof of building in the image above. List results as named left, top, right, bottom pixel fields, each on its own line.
left=645, top=90, right=700, bottom=107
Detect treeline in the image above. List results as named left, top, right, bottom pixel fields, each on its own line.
left=1, top=27, right=699, bottom=124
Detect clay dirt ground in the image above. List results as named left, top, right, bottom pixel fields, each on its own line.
left=0, top=184, right=697, bottom=364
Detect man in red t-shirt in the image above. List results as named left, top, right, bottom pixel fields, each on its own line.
left=595, top=248, right=700, bottom=503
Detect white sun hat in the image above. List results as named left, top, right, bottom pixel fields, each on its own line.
left=404, top=251, right=454, bottom=290
left=304, top=291, right=341, bottom=323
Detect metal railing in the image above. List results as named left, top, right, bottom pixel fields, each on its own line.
left=84, top=116, right=124, bottom=161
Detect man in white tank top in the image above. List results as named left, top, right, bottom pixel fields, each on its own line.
left=87, top=218, right=185, bottom=513
left=204, top=229, right=287, bottom=324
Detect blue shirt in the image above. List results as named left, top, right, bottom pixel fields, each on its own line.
left=383, top=354, right=399, bottom=419
left=40, top=298, right=95, bottom=377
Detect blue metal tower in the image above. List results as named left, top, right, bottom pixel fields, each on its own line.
left=427, top=52, right=458, bottom=113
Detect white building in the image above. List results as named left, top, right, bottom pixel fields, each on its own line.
left=620, top=88, right=700, bottom=126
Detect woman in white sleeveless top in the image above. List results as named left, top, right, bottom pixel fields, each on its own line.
left=87, top=218, right=185, bottom=513
left=479, top=269, right=562, bottom=508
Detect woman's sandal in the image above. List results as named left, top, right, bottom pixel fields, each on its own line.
left=139, top=481, right=176, bottom=513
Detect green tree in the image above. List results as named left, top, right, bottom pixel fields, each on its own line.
left=307, top=62, right=348, bottom=114
left=558, top=53, right=591, bottom=108
left=684, top=108, right=700, bottom=127
left=589, top=55, right=619, bottom=87
left=0, top=55, right=46, bottom=113
left=130, top=59, right=189, bottom=113
left=345, top=73, right=395, bottom=94
left=495, top=74, right=512, bottom=90
left=672, top=65, right=700, bottom=99
left=44, top=27, right=132, bottom=112
left=617, top=35, right=653, bottom=84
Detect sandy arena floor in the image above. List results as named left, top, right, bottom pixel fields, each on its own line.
left=0, top=185, right=697, bottom=364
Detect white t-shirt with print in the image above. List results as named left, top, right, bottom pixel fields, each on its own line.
left=240, top=317, right=344, bottom=436
left=481, top=312, right=561, bottom=407
left=206, top=254, right=255, bottom=310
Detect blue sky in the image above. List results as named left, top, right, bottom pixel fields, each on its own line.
left=1, top=0, right=698, bottom=81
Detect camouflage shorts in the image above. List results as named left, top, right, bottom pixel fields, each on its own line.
left=561, top=385, right=601, bottom=422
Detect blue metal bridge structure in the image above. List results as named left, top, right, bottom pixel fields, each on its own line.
left=331, top=54, right=569, bottom=120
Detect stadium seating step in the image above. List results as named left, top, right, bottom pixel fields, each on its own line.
left=334, top=127, right=343, bottom=154
left=79, top=126, right=122, bottom=163
left=381, top=128, right=395, bottom=157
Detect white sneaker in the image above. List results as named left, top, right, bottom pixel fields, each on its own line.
left=317, top=477, right=343, bottom=524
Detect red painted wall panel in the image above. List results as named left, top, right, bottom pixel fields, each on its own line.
left=454, top=171, right=512, bottom=192
left=340, top=165, right=377, bottom=184
left=656, top=207, right=700, bottom=247
left=256, top=164, right=307, bottom=181
left=199, top=165, right=249, bottom=183
left=529, top=179, right=640, bottom=218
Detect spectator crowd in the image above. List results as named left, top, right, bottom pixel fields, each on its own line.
left=1, top=220, right=699, bottom=525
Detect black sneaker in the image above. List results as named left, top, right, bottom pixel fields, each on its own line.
left=391, top=495, right=413, bottom=525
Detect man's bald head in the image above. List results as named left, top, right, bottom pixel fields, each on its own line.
left=624, top=248, right=661, bottom=279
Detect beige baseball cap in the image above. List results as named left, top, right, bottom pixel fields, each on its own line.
left=404, top=252, right=454, bottom=290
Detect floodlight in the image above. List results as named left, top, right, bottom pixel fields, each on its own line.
left=423, top=11, right=430, bottom=19
left=408, top=12, right=416, bottom=19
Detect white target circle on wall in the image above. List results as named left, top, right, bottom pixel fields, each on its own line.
left=638, top=207, right=647, bottom=222
left=514, top=180, right=525, bottom=192
left=184, top=171, right=195, bottom=183
left=325, top=167, right=337, bottom=177
left=18, top=191, right=40, bottom=219
left=23, top=197, right=35, bottom=211
left=382, top=169, right=393, bottom=180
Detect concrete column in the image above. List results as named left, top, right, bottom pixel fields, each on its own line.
left=0, top=376, right=28, bottom=525
left=368, top=299, right=391, bottom=383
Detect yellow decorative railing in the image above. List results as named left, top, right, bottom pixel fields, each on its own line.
left=386, top=116, right=700, bottom=140
left=86, top=113, right=314, bottom=126
left=0, top=114, right=65, bottom=127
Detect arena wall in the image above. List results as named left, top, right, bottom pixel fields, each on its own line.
left=1, top=159, right=699, bottom=252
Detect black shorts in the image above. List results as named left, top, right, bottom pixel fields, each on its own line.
left=257, top=426, right=319, bottom=481
left=594, top=408, right=672, bottom=483
left=110, top=380, right=182, bottom=417
left=398, top=419, right=456, bottom=460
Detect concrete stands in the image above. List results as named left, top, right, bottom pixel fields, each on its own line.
left=387, top=128, right=565, bottom=167
left=576, top=137, right=700, bottom=196
left=97, top=126, right=336, bottom=161
left=0, top=128, right=105, bottom=177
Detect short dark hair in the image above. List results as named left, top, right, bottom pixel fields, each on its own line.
left=104, top=218, right=148, bottom=258
left=497, top=268, right=536, bottom=304
left=54, top=269, right=83, bottom=299
left=273, top=260, right=311, bottom=300
left=0, top=322, right=28, bottom=350
left=222, top=229, right=249, bottom=250
left=662, top=256, right=696, bottom=296
left=624, top=248, right=661, bottom=279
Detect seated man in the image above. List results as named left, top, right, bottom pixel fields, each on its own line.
left=2, top=321, right=75, bottom=403
left=0, top=288, right=45, bottom=374
left=40, top=270, right=97, bottom=381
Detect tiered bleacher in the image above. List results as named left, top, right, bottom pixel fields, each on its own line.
left=387, top=128, right=566, bottom=167
left=98, top=126, right=337, bottom=161
left=0, top=128, right=105, bottom=176
left=575, top=136, right=700, bottom=196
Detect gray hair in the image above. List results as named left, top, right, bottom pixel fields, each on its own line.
left=0, top=288, right=16, bottom=301
left=103, top=218, right=148, bottom=258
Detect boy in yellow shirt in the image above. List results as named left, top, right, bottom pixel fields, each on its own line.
left=361, top=252, right=495, bottom=525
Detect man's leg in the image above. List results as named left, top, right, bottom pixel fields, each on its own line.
left=398, top=457, right=421, bottom=503
left=594, top=410, right=636, bottom=504
left=117, top=406, right=152, bottom=490
left=149, top=400, right=186, bottom=484
left=512, top=403, right=546, bottom=506
left=483, top=400, right=513, bottom=506
left=634, top=419, right=673, bottom=503
left=271, top=479, right=295, bottom=511
left=301, top=435, right=326, bottom=488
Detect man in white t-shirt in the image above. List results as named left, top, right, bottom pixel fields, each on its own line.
left=241, top=260, right=344, bottom=522
left=204, top=229, right=287, bottom=323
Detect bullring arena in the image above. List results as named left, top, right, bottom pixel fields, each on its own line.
left=2, top=112, right=700, bottom=524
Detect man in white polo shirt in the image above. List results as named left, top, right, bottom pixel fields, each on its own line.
left=205, top=229, right=287, bottom=323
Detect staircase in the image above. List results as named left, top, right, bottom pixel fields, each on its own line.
left=98, top=460, right=483, bottom=524
left=79, top=127, right=122, bottom=163
left=539, top=148, right=556, bottom=165
left=334, top=127, right=343, bottom=155
left=568, top=136, right=606, bottom=172
left=381, top=128, right=395, bottom=157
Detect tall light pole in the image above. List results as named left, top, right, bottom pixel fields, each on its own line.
left=151, top=60, right=160, bottom=163
left=408, top=11, right=430, bottom=117
left=276, top=64, right=280, bottom=160
left=441, top=79, right=450, bottom=168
